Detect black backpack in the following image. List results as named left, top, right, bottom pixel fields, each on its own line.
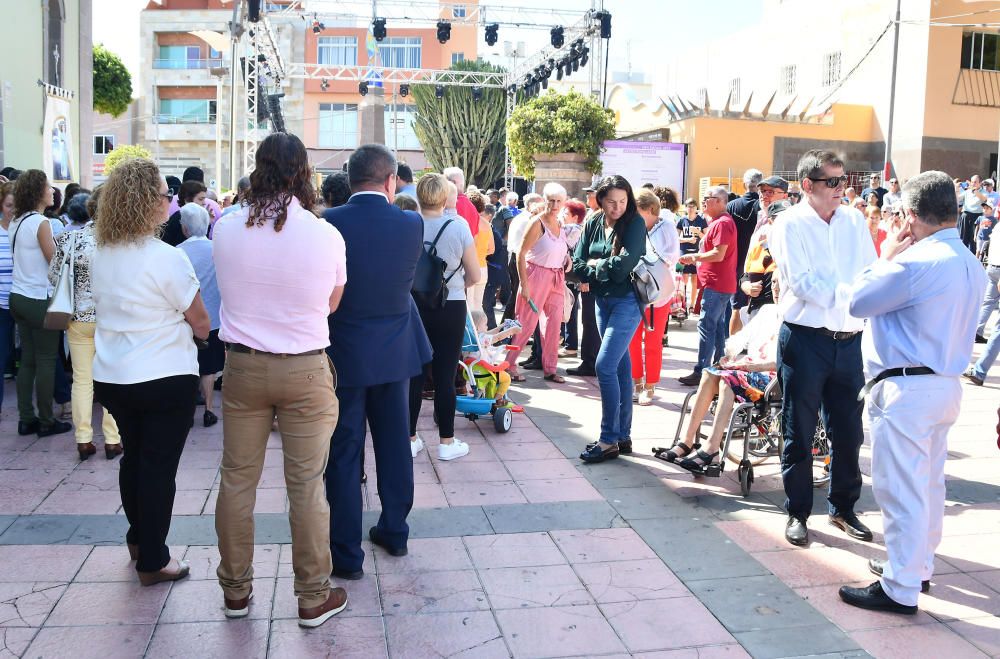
left=412, top=219, right=461, bottom=310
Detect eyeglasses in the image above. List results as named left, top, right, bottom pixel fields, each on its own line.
left=807, top=175, right=850, bottom=189
left=159, top=192, right=172, bottom=201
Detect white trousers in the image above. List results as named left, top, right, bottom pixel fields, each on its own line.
left=868, top=375, right=962, bottom=606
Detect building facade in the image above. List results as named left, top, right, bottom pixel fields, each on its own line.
left=0, top=0, right=94, bottom=187
left=91, top=103, right=140, bottom=184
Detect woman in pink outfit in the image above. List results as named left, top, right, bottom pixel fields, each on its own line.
left=508, top=183, right=569, bottom=383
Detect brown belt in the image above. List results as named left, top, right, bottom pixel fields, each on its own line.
left=225, top=343, right=324, bottom=358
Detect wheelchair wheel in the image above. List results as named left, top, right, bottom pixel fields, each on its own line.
left=812, top=418, right=831, bottom=488
left=724, top=407, right=771, bottom=467
left=738, top=459, right=754, bottom=498
left=493, top=407, right=512, bottom=433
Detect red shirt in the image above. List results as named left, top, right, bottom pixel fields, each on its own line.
left=456, top=193, right=480, bottom=238
left=697, top=213, right=738, bottom=294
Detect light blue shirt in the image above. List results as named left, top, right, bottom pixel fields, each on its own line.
left=177, top=236, right=221, bottom=330
left=848, top=228, right=987, bottom=378
left=397, top=183, right=417, bottom=198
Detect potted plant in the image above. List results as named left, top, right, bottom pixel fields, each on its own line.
left=507, top=89, right=616, bottom=189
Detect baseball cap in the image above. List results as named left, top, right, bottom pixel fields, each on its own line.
left=582, top=186, right=596, bottom=192
left=759, top=176, right=789, bottom=192
left=767, top=200, right=792, bottom=217
left=985, top=179, right=995, bottom=187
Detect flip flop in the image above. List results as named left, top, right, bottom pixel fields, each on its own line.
left=543, top=374, right=565, bottom=384
left=510, top=374, right=527, bottom=383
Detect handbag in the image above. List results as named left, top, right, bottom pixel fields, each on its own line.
left=43, top=231, right=76, bottom=330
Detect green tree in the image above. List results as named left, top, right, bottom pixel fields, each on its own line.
left=103, top=144, right=152, bottom=173
left=507, top=89, right=616, bottom=180
left=93, top=44, right=133, bottom=117
left=412, top=60, right=507, bottom=187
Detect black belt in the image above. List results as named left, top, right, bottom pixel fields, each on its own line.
left=859, top=366, right=936, bottom=399
left=225, top=343, right=324, bottom=358
left=787, top=322, right=859, bottom=341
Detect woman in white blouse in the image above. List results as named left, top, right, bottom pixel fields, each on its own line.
left=91, top=158, right=210, bottom=586
left=48, top=188, right=121, bottom=461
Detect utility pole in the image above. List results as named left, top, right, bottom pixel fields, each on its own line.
left=883, top=0, right=902, bottom=179
left=228, top=0, right=242, bottom=190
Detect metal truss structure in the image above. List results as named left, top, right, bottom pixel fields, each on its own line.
left=284, top=63, right=507, bottom=88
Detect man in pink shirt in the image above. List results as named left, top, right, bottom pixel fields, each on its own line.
left=444, top=166, right=479, bottom=237
left=212, top=133, right=348, bottom=629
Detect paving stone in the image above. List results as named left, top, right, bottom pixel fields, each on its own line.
left=0, top=515, right=80, bottom=545
left=685, top=574, right=832, bottom=633
left=384, top=610, right=506, bottom=659
left=269, top=616, right=388, bottom=658
left=484, top=500, right=621, bottom=534
left=24, top=624, right=153, bottom=659
left=734, top=623, right=862, bottom=659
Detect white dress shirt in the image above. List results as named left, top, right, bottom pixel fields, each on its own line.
left=769, top=201, right=876, bottom=332
left=848, top=228, right=986, bottom=378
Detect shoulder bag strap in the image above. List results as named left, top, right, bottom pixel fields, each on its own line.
left=426, top=219, right=454, bottom=254
left=10, top=212, right=37, bottom=255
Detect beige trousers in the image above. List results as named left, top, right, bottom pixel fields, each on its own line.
left=215, top=350, right=339, bottom=608
left=66, top=321, right=120, bottom=444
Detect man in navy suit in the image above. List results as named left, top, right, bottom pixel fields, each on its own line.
left=323, top=144, right=431, bottom=578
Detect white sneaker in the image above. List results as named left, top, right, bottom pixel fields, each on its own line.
left=410, top=434, right=425, bottom=458
left=438, top=439, right=470, bottom=461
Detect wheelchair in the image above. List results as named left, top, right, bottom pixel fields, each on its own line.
left=669, top=379, right=831, bottom=497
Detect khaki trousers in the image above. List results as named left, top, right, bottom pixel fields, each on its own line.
left=215, top=350, right=339, bottom=608
left=67, top=321, right=120, bottom=444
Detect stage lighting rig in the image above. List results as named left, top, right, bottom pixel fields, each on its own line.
left=320, top=78, right=328, bottom=91
left=436, top=21, right=452, bottom=44
left=373, top=17, right=387, bottom=41
left=550, top=26, right=564, bottom=48
left=400, top=84, right=409, bottom=97
left=595, top=10, right=611, bottom=39
left=311, top=18, right=324, bottom=34
left=472, top=86, right=483, bottom=101
left=359, top=80, right=368, bottom=96
left=485, top=23, right=499, bottom=47
left=435, top=84, right=445, bottom=99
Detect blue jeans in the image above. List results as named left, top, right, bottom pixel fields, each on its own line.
left=976, top=265, right=1000, bottom=336
left=595, top=295, right=642, bottom=446
left=776, top=323, right=864, bottom=520
left=696, top=288, right=733, bottom=374
left=0, top=307, right=14, bottom=412
left=973, top=312, right=1000, bottom=380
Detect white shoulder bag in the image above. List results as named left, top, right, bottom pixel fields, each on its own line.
left=43, top=231, right=76, bottom=330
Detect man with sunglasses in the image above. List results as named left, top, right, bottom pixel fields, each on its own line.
left=883, top=178, right=902, bottom=209
left=861, top=173, right=888, bottom=208
left=768, top=149, right=878, bottom=547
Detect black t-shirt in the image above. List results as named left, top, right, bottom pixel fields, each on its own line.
left=726, top=192, right=760, bottom=276
left=677, top=215, right=708, bottom=254
left=161, top=211, right=185, bottom=247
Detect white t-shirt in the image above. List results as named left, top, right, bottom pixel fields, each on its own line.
left=92, top=237, right=200, bottom=384
left=422, top=213, right=474, bottom=301
left=507, top=213, right=535, bottom=255
left=9, top=212, right=53, bottom=300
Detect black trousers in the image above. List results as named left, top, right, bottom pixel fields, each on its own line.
left=95, top=374, right=198, bottom=572
left=776, top=323, right=864, bottom=520
left=503, top=252, right=519, bottom=321
left=409, top=300, right=467, bottom=438
left=579, top=290, right=600, bottom=370
left=959, top=211, right=981, bottom=253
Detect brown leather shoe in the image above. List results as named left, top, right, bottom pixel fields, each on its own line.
left=298, top=587, right=348, bottom=628
left=77, top=442, right=97, bottom=461
left=105, top=443, right=123, bottom=460
left=224, top=585, right=254, bottom=618
left=138, top=559, right=190, bottom=587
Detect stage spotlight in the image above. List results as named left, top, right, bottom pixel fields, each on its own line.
left=435, top=84, right=445, bottom=99
left=257, top=53, right=266, bottom=62
left=472, top=86, right=483, bottom=101
left=359, top=81, right=368, bottom=96
left=556, top=63, right=563, bottom=80
left=550, top=26, right=564, bottom=49
left=580, top=46, right=589, bottom=66
left=400, top=84, right=409, bottom=97
left=485, top=23, right=499, bottom=47
left=373, top=17, right=386, bottom=41
left=595, top=10, right=611, bottom=38
left=436, top=21, right=452, bottom=44
left=311, top=19, right=324, bottom=34
left=320, top=78, right=329, bottom=91
left=572, top=58, right=579, bottom=72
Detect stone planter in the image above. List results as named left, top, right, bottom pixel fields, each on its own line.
left=532, top=152, right=594, bottom=199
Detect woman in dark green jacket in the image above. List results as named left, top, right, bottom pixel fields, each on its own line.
left=572, top=175, right=646, bottom=463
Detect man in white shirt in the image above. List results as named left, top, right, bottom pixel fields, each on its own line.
left=958, top=175, right=987, bottom=253
left=882, top=177, right=902, bottom=208
left=843, top=170, right=986, bottom=614
left=768, top=149, right=877, bottom=547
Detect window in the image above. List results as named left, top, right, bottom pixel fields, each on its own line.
left=822, top=51, right=841, bottom=87
left=697, top=87, right=708, bottom=106
left=318, top=36, right=357, bottom=66
left=451, top=52, right=465, bottom=64
left=208, top=47, right=223, bottom=66
left=728, top=78, right=741, bottom=105
left=452, top=5, right=466, bottom=18
left=780, top=64, right=796, bottom=95
left=377, top=37, right=422, bottom=69
left=384, top=103, right=421, bottom=150
left=157, top=45, right=204, bottom=69
left=318, top=103, right=358, bottom=148
left=962, top=32, right=1000, bottom=71
left=93, top=135, right=115, bottom=155
left=158, top=99, right=216, bottom=123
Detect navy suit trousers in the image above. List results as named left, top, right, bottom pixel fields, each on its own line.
left=776, top=322, right=864, bottom=520
left=326, top=379, right=413, bottom=572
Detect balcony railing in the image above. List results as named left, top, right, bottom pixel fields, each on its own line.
left=155, top=114, right=218, bottom=125
left=153, top=58, right=224, bottom=70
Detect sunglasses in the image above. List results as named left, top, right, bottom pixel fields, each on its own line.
left=807, top=175, right=850, bottom=189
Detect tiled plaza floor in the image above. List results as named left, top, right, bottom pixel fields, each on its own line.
left=0, top=316, right=997, bottom=657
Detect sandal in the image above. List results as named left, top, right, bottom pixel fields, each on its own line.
left=652, top=440, right=700, bottom=463
left=543, top=374, right=565, bottom=384
left=510, top=374, right=527, bottom=383
left=678, top=449, right=720, bottom=475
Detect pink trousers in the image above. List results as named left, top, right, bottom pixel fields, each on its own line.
left=508, top=263, right=565, bottom=377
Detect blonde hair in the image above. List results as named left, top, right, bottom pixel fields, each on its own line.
left=417, top=173, right=449, bottom=211
left=96, top=158, right=164, bottom=246
left=636, top=189, right=662, bottom=216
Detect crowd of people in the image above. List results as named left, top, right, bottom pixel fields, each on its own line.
left=0, top=138, right=994, bottom=623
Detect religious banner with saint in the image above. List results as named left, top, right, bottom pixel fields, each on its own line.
left=42, top=89, right=74, bottom=184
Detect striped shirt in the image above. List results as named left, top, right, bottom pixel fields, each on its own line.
left=0, top=226, right=12, bottom=309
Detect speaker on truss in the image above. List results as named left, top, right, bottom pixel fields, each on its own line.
left=248, top=0, right=260, bottom=22
left=267, top=93, right=285, bottom=132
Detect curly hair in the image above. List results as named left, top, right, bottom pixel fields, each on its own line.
left=467, top=189, right=486, bottom=214
left=86, top=185, right=102, bottom=221
left=244, top=132, right=316, bottom=232
left=95, top=158, right=165, bottom=246
left=13, top=169, right=49, bottom=218
left=321, top=172, right=351, bottom=208
left=0, top=181, right=14, bottom=212
left=652, top=186, right=679, bottom=213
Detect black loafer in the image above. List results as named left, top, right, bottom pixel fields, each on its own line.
left=585, top=439, right=632, bottom=455
left=839, top=581, right=917, bottom=615
left=369, top=527, right=407, bottom=557
left=868, top=558, right=929, bottom=593
left=17, top=419, right=39, bottom=436
left=785, top=516, right=809, bottom=546
left=37, top=420, right=72, bottom=438
left=566, top=366, right=596, bottom=377
left=677, top=372, right=701, bottom=387
left=203, top=410, right=218, bottom=427
left=580, top=442, right=619, bottom=463
left=829, top=513, right=874, bottom=541
left=331, top=566, right=364, bottom=581
left=520, top=360, right=543, bottom=371
left=976, top=334, right=988, bottom=344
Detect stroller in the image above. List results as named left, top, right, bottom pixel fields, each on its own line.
left=453, top=310, right=522, bottom=433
